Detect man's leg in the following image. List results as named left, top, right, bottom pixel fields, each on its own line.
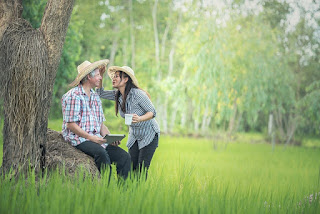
left=106, top=145, right=131, bottom=180
left=76, top=141, right=111, bottom=172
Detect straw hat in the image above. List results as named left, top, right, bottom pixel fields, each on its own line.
left=107, top=66, right=139, bottom=87
left=69, top=59, right=109, bottom=87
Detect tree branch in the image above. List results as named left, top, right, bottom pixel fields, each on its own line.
left=0, top=0, right=22, bottom=43
left=40, top=0, right=75, bottom=76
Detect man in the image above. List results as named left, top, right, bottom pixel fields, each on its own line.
left=61, top=59, right=131, bottom=179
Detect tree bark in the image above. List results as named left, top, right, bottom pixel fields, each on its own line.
left=109, top=25, right=119, bottom=67
left=129, top=0, right=135, bottom=69
left=152, top=0, right=160, bottom=80
left=0, top=0, right=75, bottom=176
left=201, top=102, right=210, bottom=133
left=122, top=38, right=128, bottom=65
left=194, top=104, right=200, bottom=132
left=228, top=97, right=238, bottom=136
left=0, top=0, right=23, bottom=41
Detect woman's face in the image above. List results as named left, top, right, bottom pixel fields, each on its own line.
left=112, top=71, right=127, bottom=89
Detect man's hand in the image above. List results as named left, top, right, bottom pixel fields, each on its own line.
left=89, top=135, right=107, bottom=145
left=110, top=141, right=121, bottom=147
left=67, top=122, right=107, bottom=145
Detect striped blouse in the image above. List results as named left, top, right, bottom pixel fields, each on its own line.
left=96, top=87, right=160, bottom=149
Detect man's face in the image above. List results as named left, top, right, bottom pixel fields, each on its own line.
left=88, top=69, right=102, bottom=88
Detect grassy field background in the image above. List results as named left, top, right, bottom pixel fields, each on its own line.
left=0, top=119, right=320, bottom=213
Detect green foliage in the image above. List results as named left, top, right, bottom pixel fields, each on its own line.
left=22, top=0, right=46, bottom=28
left=18, top=0, right=320, bottom=138
left=298, top=81, right=320, bottom=134
left=1, top=135, right=320, bottom=213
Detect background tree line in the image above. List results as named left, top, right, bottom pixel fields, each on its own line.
left=22, top=0, right=320, bottom=143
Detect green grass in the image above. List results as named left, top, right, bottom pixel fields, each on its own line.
left=1, top=120, right=320, bottom=213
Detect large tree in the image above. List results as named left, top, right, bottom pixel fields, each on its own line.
left=0, top=0, right=75, bottom=175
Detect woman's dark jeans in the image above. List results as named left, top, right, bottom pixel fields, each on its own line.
left=129, top=134, right=158, bottom=179
left=76, top=141, right=131, bottom=180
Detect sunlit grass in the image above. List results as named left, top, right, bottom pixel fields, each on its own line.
left=47, top=118, right=63, bottom=132
left=1, top=120, right=320, bottom=213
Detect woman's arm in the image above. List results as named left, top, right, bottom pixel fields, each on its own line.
left=96, top=65, right=116, bottom=100
left=132, top=112, right=154, bottom=123
left=131, top=89, right=157, bottom=123
left=96, top=88, right=116, bottom=101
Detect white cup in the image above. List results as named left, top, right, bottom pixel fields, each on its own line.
left=125, top=114, right=133, bottom=125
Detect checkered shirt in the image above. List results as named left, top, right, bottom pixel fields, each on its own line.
left=62, top=85, right=105, bottom=146
left=96, top=87, right=160, bottom=149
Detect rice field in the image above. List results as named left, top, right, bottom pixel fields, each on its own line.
left=0, top=120, right=320, bottom=213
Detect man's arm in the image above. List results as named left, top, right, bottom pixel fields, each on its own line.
left=67, top=122, right=106, bottom=145
left=100, top=123, right=110, bottom=137
left=100, top=123, right=121, bottom=146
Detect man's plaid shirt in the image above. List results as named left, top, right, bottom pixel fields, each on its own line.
left=61, top=84, right=105, bottom=146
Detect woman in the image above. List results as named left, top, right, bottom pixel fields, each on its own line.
left=96, top=65, right=160, bottom=178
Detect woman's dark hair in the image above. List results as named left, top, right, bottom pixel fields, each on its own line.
left=115, top=71, right=150, bottom=116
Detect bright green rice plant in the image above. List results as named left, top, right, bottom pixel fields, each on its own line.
left=1, top=123, right=320, bottom=213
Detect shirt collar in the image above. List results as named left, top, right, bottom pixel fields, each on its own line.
left=78, top=84, right=95, bottom=96
left=119, top=88, right=133, bottom=102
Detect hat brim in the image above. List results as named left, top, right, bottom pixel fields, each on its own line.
left=107, top=66, right=139, bottom=87
left=69, top=59, right=109, bottom=87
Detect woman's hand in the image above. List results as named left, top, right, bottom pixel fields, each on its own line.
left=99, top=66, right=106, bottom=76
left=97, top=66, right=106, bottom=88
left=131, top=112, right=154, bottom=123
left=132, top=114, right=141, bottom=124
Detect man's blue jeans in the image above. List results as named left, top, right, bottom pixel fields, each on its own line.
left=76, top=141, right=131, bottom=179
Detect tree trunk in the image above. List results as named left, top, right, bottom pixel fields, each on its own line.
left=152, top=0, right=160, bottom=80
left=194, top=104, right=200, bottom=132
left=285, top=113, right=297, bottom=146
left=122, top=38, right=128, bottom=65
left=228, top=97, right=238, bottom=136
left=0, top=0, right=75, bottom=176
left=109, top=25, right=119, bottom=67
left=201, top=102, right=209, bottom=133
left=274, top=106, right=286, bottom=141
left=129, top=0, right=135, bottom=69
left=169, top=108, right=178, bottom=132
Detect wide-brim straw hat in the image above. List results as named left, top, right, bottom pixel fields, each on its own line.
left=69, top=59, right=109, bottom=87
left=107, top=66, right=139, bottom=87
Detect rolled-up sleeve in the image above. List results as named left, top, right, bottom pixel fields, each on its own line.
left=96, top=87, right=116, bottom=101
left=136, top=90, right=157, bottom=118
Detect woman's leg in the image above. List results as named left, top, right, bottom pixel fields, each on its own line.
left=129, top=141, right=140, bottom=171
left=138, top=134, right=159, bottom=178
